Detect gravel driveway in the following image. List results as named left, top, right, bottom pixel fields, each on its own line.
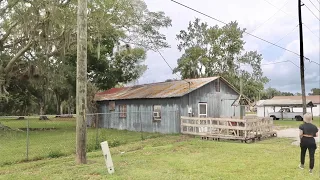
left=276, top=128, right=320, bottom=146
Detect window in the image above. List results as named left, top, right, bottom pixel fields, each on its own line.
left=109, top=101, right=115, bottom=111
left=215, top=79, right=220, bottom=92
left=119, top=105, right=127, bottom=118
left=153, top=105, right=161, bottom=121
left=198, top=103, right=207, bottom=118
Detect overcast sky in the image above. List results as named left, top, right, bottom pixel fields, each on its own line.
left=135, top=0, right=320, bottom=94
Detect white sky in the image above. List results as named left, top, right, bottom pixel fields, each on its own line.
left=136, top=0, right=320, bottom=94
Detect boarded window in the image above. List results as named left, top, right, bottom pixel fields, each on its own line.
left=198, top=103, right=207, bottom=117
left=153, top=105, right=161, bottom=121
left=119, top=105, right=127, bottom=118
left=109, top=101, right=115, bottom=111
left=215, top=79, right=220, bottom=92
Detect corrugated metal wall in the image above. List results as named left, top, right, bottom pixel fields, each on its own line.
left=99, top=98, right=180, bottom=134
left=98, top=79, right=243, bottom=134
left=180, top=79, right=241, bottom=118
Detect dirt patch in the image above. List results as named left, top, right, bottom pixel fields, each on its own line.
left=276, top=128, right=320, bottom=146
left=18, top=128, right=59, bottom=131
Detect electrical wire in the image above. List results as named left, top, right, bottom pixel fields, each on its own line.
left=263, top=0, right=296, bottom=18
left=170, top=0, right=308, bottom=60
left=248, top=0, right=290, bottom=34
left=259, top=24, right=299, bottom=52
left=308, top=0, right=320, bottom=12
left=240, top=60, right=300, bottom=68
left=303, top=2, right=320, bottom=21
left=127, top=2, right=185, bottom=81
left=263, top=0, right=319, bottom=40
left=303, top=23, right=320, bottom=39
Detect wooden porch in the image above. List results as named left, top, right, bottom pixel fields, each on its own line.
left=180, top=116, right=277, bottom=143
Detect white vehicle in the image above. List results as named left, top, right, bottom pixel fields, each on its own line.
left=268, top=108, right=304, bottom=121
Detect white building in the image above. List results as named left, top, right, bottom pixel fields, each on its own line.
left=256, top=95, right=320, bottom=118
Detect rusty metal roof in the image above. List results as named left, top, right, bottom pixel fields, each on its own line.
left=94, top=77, right=221, bottom=101
left=272, top=95, right=320, bottom=104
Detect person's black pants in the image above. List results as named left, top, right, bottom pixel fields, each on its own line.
left=300, top=136, right=317, bottom=169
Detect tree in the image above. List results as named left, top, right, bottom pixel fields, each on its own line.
left=173, top=18, right=269, bottom=100
left=260, top=87, right=281, bottom=100
left=0, top=0, right=172, bottom=116
left=309, top=88, right=320, bottom=95
left=281, top=92, right=294, bottom=96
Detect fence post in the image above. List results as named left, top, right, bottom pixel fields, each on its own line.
left=95, top=114, right=99, bottom=147
left=26, top=117, right=30, bottom=161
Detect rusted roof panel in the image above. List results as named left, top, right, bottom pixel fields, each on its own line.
left=94, top=77, right=220, bottom=101
left=272, top=95, right=320, bottom=104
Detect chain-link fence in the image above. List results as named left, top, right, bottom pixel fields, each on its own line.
left=0, top=110, right=179, bottom=166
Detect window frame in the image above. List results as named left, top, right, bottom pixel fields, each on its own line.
left=198, top=102, right=208, bottom=117
left=109, top=101, right=115, bottom=111
left=119, top=104, right=127, bottom=118
left=153, top=105, right=162, bottom=121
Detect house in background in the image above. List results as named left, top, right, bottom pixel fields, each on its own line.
left=271, top=96, right=320, bottom=116
left=94, top=76, right=249, bottom=134
left=256, top=95, right=320, bottom=117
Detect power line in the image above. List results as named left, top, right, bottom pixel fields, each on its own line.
left=249, top=0, right=290, bottom=34
left=263, top=0, right=319, bottom=39
left=303, top=23, right=320, bottom=39
left=170, top=0, right=306, bottom=59
left=240, top=60, right=300, bottom=68
left=127, top=2, right=183, bottom=81
left=260, top=24, right=299, bottom=52
left=307, top=59, right=320, bottom=65
left=303, top=2, right=320, bottom=21
left=263, top=0, right=296, bottom=18
left=308, top=0, right=320, bottom=12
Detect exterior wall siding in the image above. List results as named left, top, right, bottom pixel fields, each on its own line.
left=180, top=79, right=241, bottom=118
left=98, top=78, right=243, bottom=134
left=99, top=98, right=181, bottom=134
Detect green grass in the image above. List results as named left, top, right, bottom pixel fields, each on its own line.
left=1, top=117, right=320, bottom=179
left=245, top=113, right=320, bottom=128
left=273, top=117, right=320, bottom=128
left=0, top=118, right=162, bottom=166
left=0, top=136, right=319, bottom=180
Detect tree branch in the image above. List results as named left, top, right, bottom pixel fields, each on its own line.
left=0, top=22, right=18, bottom=42
left=0, top=0, right=19, bottom=17
left=4, top=41, right=34, bottom=73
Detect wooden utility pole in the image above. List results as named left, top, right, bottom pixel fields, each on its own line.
left=76, top=0, right=88, bottom=164
left=298, top=0, right=307, bottom=114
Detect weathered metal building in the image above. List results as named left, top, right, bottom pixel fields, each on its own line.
left=94, top=76, right=247, bottom=134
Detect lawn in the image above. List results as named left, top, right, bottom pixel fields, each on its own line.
left=0, top=136, right=319, bottom=180
left=273, top=117, right=320, bottom=128
left=245, top=113, right=320, bottom=128
left=0, top=118, right=162, bottom=166
left=1, top=117, right=320, bottom=179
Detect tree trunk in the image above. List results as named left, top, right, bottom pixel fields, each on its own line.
left=39, top=101, right=45, bottom=115
left=76, top=0, right=88, bottom=165
left=60, top=103, right=64, bottom=115
left=56, top=97, right=61, bottom=115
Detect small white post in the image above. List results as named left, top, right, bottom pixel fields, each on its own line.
left=100, top=141, right=115, bottom=174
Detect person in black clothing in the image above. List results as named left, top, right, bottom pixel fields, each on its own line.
left=298, top=113, right=319, bottom=174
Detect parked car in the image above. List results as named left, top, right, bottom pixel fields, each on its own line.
left=268, top=108, right=304, bottom=121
